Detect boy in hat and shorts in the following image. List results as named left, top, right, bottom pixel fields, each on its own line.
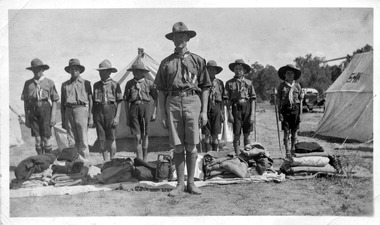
left=93, top=59, right=123, bottom=161
left=277, top=64, right=303, bottom=158
left=155, top=22, right=211, bottom=196
left=124, top=60, right=157, bottom=162
left=21, top=58, right=59, bottom=155
left=202, top=60, right=225, bottom=152
left=225, top=59, right=256, bottom=156
left=61, top=58, right=93, bottom=159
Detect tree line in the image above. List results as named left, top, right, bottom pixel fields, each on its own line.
left=246, top=44, right=373, bottom=101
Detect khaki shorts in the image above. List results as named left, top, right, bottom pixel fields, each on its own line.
left=166, top=94, right=201, bottom=146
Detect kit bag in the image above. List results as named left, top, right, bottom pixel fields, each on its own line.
left=295, top=142, right=324, bottom=153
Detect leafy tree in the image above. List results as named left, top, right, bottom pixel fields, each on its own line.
left=247, top=62, right=279, bottom=101
left=294, top=54, right=332, bottom=94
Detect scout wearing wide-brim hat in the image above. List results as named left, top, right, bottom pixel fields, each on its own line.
left=229, top=59, right=251, bottom=73
left=206, top=60, right=223, bottom=74
left=127, top=60, right=150, bottom=72
left=278, top=64, right=301, bottom=80
left=26, top=58, right=50, bottom=71
left=95, top=59, right=118, bottom=73
left=64, top=58, right=85, bottom=74
left=165, top=22, right=197, bottom=40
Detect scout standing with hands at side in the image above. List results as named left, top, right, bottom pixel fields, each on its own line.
left=277, top=64, right=303, bottom=158
left=155, top=22, right=211, bottom=196
left=202, top=60, right=225, bottom=152
left=225, top=59, right=256, bottom=156
left=21, top=58, right=59, bottom=155
left=61, top=59, right=93, bottom=159
left=124, top=60, right=157, bottom=162
left=93, top=59, right=123, bottom=161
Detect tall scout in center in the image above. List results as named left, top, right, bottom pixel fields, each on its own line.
left=155, top=22, right=211, bottom=196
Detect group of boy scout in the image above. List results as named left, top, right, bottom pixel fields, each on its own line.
left=21, top=21, right=301, bottom=197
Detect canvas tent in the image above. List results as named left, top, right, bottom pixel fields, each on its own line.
left=112, top=48, right=168, bottom=138
left=315, top=52, right=373, bottom=142
left=9, top=105, right=24, bottom=147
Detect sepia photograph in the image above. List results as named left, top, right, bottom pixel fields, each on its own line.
left=1, top=0, right=379, bottom=224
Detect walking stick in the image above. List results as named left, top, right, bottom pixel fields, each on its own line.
left=254, top=101, right=257, bottom=142
left=273, top=87, right=283, bottom=158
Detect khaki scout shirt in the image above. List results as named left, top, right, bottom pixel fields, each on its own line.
left=154, top=51, right=211, bottom=92
left=61, top=76, right=92, bottom=106
left=21, top=76, right=60, bottom=102
left=93, top=78, right=123, bottom=104
left=123, top=78, right=157, bottom=102
left=209, top=78, right=225, bottom=103
left=224, top=76, right=256, bottom=102
left=277, top=81, right=302, bottom=107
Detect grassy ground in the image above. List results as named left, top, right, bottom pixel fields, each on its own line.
left=8, top=102, right=374, bottom=217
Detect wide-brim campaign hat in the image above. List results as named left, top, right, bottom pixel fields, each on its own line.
left=127, top=60, right=150, bottom=72
left=278, top=64, right=301, bottom=80
left=165, top=22, right=197, bottom=41
left=229, top=59, right=251, bottom=73
left=96, top=59, right=117, bottom=73
left=26, top=58, right=50, bottom=71
left=65, top=58, right=85, bottom=74
left=206, top=60, right=223, bottom=74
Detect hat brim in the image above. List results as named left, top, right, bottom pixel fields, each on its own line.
left=207, top=66, right=223, bottom=75
left=26, top=65, right=50, bottom=71
left=127, top=68, right=150, bottom=73
left=229, top=63, right=251, bottom=73
left=96, top=68, right=118, bottom=73
left=65, top=65, right=85, bottom=74
left=278, top=66, right=301, bottom=80
left=165, top=31, right=197, bottom=40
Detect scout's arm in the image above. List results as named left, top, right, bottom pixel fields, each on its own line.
left=50, top=83, right=59, bottom=127
left=249, top=84, right=257, bottom=124
left=112, top=83, right=123, bottom=127
left=60, top=83, right=67, bottom=129
left=150, top=83, right=158, bottom=121
left=200, top=88, right=210, bottom=126
left=157, top=90, right=168, bottom=128
left=21, top=83, right=31, bottom=128
left=87, top=82, right=93, bottom=128
left=224, top=83, right=234, bottom=123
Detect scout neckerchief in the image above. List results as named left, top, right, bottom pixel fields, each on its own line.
left=284, top=80, right=296, bottom=106
left=33, top=75, right=45, bottom=101
left=234, top=75, right=246, bottom=98
left=210, top=78, right=218, bottom=104
left=176, top=50, right=197, bottom=84
left=134, top=77, right=145, bottom=100
left=101, top=78, right=112, bottom=104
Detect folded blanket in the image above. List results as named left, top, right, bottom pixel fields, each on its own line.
left=291, top=156, right=330, bottom=167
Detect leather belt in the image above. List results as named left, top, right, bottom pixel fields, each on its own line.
left=132, top=100, right=149, bottom=105
left=65, top=103, right=87, bottom=108
left=233, top=99, right=248, bottom=104
left=169, top=90, right=197, bottom=97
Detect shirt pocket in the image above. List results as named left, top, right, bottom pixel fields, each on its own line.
left=94, top=89, right=103, bottom=103
left=106, top=89, right=115, bottom=102
left=40, top=87, right=50, bottom=100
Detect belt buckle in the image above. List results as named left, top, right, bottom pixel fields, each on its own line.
left=238, top=99, right=246, bottom=104
left=37, top=101, right=42, bottom=107
left=180, top=92, right=187, bottom=97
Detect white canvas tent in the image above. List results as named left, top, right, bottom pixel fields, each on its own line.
left=112, top=48, right=168, bottom=138
left=9, top=105, right=24, bottom=147
left=315, top=52, right=373, bottom=142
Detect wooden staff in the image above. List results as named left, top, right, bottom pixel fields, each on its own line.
left=273, top=87, right=283, bottom=158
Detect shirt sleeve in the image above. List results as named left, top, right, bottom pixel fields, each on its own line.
left=249, top=83, right=257, bottom=100
left=197, top=57, right=211, bottom=90
left=50, top=81, right=60, bottom=102
left=61, top=82, right=66, bottom=109
left=21, top=81, right=27, bottom=101
left=115, top=83, right=123, bottom=102
left=123, top=82, right=130, bottom=101
left=85, top=80, right=92, bottom=96
left=154, top=62, right=166, bottom=91
left=149, top=81, right=158, bottom=100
